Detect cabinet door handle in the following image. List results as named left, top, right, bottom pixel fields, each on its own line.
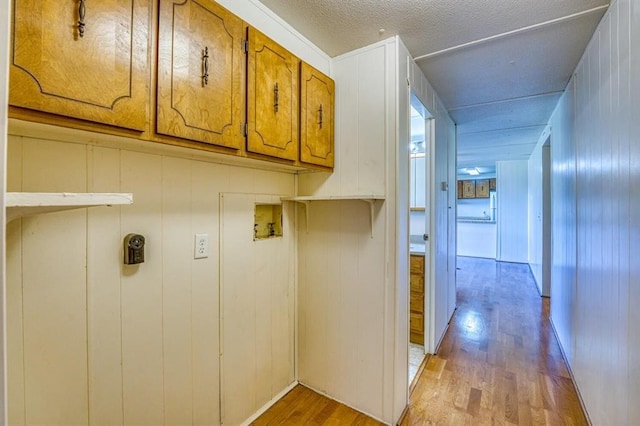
left=202, top=47, right=209, bottom=86
left=274, top=83, right=279, bottom=112
left=78, top=0, right=86, bottom=38
left=318, top=104, right=323, bottom=129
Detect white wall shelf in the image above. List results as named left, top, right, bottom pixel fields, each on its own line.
left=281, top=195, right=385, bottom=237
left=6, top=192, right=133, bottom=223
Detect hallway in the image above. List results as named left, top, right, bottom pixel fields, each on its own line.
left=400, top=257, right=587, bottom=425
left=255, top=256, right=587, bottom=425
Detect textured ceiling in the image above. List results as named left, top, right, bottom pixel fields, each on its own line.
left=257, top=0, right=609, bottom=169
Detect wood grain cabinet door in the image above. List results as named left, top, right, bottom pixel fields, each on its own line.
left=156, top=0, right=243, bottom=149
left=9, top=0, right=151, bottom=130
left=299, top=62, right=334, bottom=168
left=246, top=27, right=299, bottom=161
left=475, top=179, right=489, bottom=198
left=462, top=180, right=476, bottom=198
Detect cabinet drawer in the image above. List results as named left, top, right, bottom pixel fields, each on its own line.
left=410, top=312, right=424, bottom=333
left=410, top=273, right=423, bottom=293
left=410, top=255, right=424, bottom=274
left=410, top=292, right=424, bottom=314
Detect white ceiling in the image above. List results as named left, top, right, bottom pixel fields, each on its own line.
left=257, top=0, right=609, bottom=170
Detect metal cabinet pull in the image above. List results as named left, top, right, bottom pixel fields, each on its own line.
left=274, top=83, right=279, bottom=112
left=78, top=0, right=86, bottom=38
left=202, top=47, right=209, bottom=86
left=318, top=104, right=323, bottom=129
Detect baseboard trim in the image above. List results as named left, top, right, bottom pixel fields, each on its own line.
left=548, top=317, right=592, bottom=426
left=240, top=381, right=298, bottom=426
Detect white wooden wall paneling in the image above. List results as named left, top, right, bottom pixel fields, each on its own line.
left=496, top=160, right=529, bottom=263
left=627, top=1, right=640, bottom=424
left=190, top=161, right=221, bottom=425
left=22, top=140, right=88, bottom=424
left=161, top=157, right=194, bottom=424
left=549, top=0, right=638, bottom=423
left=6, top=136, right=23, bottom=426
left=221, top=193, right=295, bottom=425
left=0, top=0, right=8, bottom=422
left=87, top=146, right=124, bottom=425
left=120, top=151, right=165, bottom=424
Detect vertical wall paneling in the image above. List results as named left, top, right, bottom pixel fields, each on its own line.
left=549, top=83, right=576, bottom=366
left=190, top=161, right=221, bottom=425
left=6, top=129, right=295, bottom=425
left=0, top=0, right=8, bottom=421
left=496, top=160, right=529, bottom=263
left=626, top=0, right=638, bottom=424
left=393, top=40, right=410, bottom=421
left=220, top=193, right=295, bottom=425
left=120, top=151, right=165, bottom=425
left=161, top=157, right=194, bottom=424
left=528, top=131, right=551, bottom=296
left=548, top=0, right=638, bottom=423
left=21, top=140, right=89, bottom=424
left=6, top=136, right=23, bottom=426
left=87, top=146, right=124, bottom=425
left=297, top=37, right=456, bottom=423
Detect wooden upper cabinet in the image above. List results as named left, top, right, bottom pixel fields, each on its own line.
left=9, top=0, right=151, bottom=130
left=156, top=0, right=243, bottom=149
left=462, top=180, right=476, bottom=198
left=246, top=27, right=299, bottom=161
left=475, top=179, right=489, bottom=198
left=299, top=62, right=334, bottom=168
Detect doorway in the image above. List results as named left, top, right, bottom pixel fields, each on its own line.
left=408, top=95, right=433, bottom=386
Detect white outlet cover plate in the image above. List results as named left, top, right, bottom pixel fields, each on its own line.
left=194, top=233, right=209, bottom=259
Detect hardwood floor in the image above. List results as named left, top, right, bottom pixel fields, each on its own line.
left=254, top=257, right=587, bottom=425
left=250, top=385, right=384, bottom=425
left=401, top=257, right=588, bottom=425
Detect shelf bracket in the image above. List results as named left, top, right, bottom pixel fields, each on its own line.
left=360, top=199, right=376, bottom=238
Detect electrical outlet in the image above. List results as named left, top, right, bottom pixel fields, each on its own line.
left=194, top=233, right=209, bottom=259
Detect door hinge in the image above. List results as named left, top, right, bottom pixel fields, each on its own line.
left=242, top=39, right=248, bottom=54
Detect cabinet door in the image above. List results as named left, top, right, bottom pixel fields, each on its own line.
left=246, top=27, right=299, bottom=161
left=475, top=179, right=489, bottom=198
left=462, top=180, right=476, bottom=198
left=489, top=178, right=496, bottom=190
left=157, top=0, right=243, bottom=149
left=10, top=0, right=150, bottom=130
left=299, top=62, right=334, bottom=168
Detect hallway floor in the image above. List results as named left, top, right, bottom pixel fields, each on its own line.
left=400, top=257, right=587, bottom=425
left=253, top=257, right=587, bottom=425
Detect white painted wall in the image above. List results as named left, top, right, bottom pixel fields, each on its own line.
left=0, top=0, right=10, bottom=423
left=528, top=132, right=551, bottom=296
left=408, top=55, right=457, bottom=354
left=5, top=124, right=296, bottom=425
left=456, top=222, right=496, bottom=259
left=496, top=160, right=528, bottom=263
left=548, top=0, right=639, bottom=423
left=297, top=38, right=396, bottom=423
left=297, top=37, right=456, bottom=423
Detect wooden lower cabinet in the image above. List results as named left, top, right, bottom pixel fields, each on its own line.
left=410, top=254, right=425, bottom=345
